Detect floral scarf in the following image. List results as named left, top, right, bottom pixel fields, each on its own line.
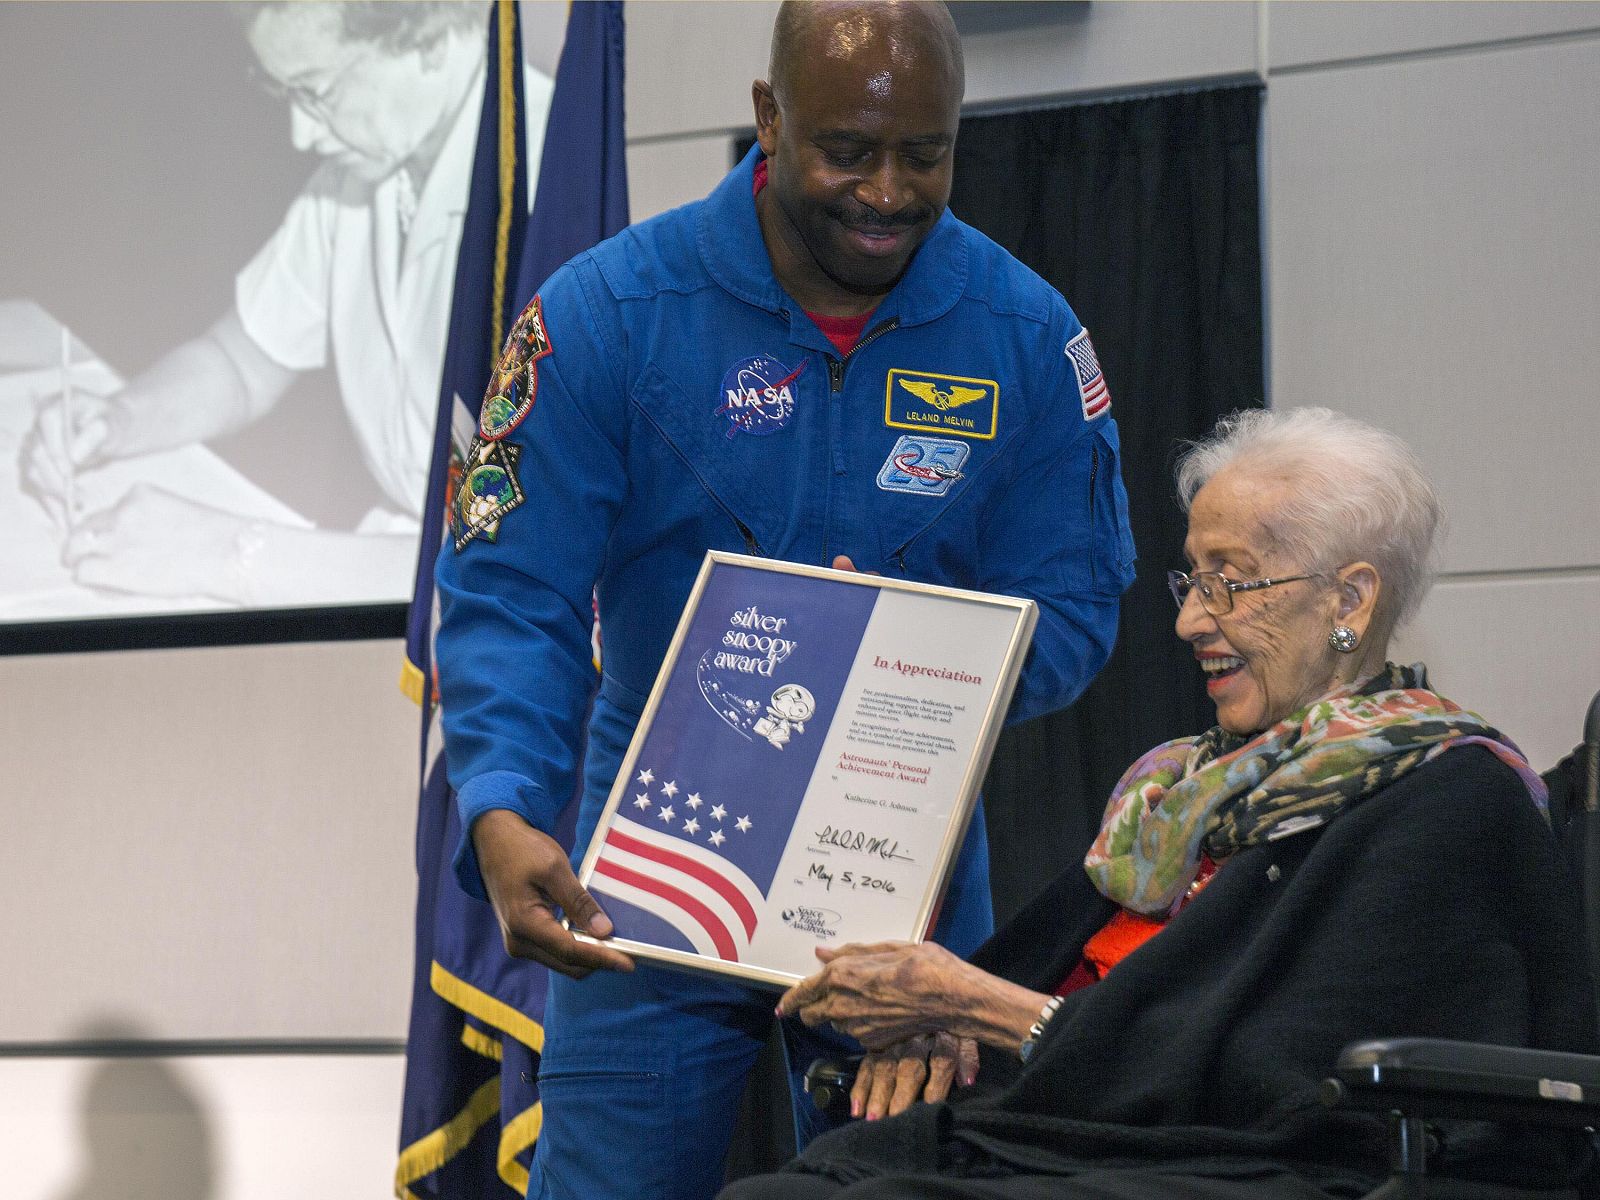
left=1084, top=663, right=1547, bottom=916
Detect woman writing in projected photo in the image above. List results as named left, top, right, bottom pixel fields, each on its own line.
left=18, top=1, right=550, bottom=607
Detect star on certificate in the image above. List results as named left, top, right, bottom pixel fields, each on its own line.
left=709, top=830, right=725, bottom=847
left=637, top=768, right=655, bottom=786
left=685, top=793, right=703, bottom=810
left=657, top=804, right=675, bottom=823
left=633, top=793, right=651, bottom=810
left=735, top=815, right=752, bottom=833
left=661, top=780, right=679, bottom=798
left=709, top=804, right=726, bottom=822
left=683, top=817, right=700, bottom=835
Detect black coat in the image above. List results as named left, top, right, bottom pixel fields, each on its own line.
left=792, top=746, right=1597, bottom=1195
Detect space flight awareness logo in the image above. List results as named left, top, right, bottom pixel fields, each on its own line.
left=716, top=354, right=807, bottom=438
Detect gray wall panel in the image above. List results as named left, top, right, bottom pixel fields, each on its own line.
left=623, top=1, right=1259, bottom=141
left=626, top=133, right=737, bottom=224
left=6, top=1052, right=405, bottom=1200
left=962, top=1, right=1258, bottom=107
left=1269, top=0, right=1600, bottom=70
left=1392, top=575, right=1600, bottom=773
left=1269, top=38, right=1600, bottom=574
left=0, top=640, right=417, bottom=1041
left=624, top=0, right=779, bottom=139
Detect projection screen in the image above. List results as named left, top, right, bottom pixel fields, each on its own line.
left=0, top=1, right=564, bottom=643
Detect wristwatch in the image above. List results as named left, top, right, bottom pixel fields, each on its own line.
left=1018, top=995, right=1064, bottom=1063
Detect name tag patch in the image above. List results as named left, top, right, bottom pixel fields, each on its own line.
left=876, top=435, right=969, bottom=496
left=884, top=370, right=998, bottom=440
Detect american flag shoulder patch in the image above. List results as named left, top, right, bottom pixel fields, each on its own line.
left=1065, top=328, right=1111, bottom=420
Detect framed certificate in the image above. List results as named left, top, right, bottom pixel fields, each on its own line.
left=574, top=552, right=1037, bottom=988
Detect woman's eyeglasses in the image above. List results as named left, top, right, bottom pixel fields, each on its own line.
left=251, top=47, right=370, bottom=123
left=1166, top=570, right=1321, bottom=616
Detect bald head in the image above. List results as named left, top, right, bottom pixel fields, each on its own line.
left=768, top=0, right=964, bottom=108
left=752, top=0, right=965, bottom=311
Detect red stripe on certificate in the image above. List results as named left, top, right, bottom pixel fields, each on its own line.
left=606, top=828, right=759, bottom=938
left=592, top=857, right=740, bottom=961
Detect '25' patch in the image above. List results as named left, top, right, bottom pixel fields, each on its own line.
left=876, top=435, right=969, bottom=497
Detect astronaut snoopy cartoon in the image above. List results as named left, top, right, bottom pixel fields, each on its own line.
left=753, top=683, right=815, bottom=749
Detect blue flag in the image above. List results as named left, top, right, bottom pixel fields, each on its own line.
left=517, top=0, right=631, bottom=305
left=397, top=3, right=628, bottom=1196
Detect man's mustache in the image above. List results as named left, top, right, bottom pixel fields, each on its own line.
left=827, top=202, right=930, bottom=230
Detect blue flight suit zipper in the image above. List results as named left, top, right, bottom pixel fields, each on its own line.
left=821, top=318, right=901, bottom=564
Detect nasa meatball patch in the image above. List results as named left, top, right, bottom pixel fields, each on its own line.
left=716, top=354, right=807, bottom=438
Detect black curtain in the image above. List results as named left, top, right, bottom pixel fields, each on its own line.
left=950, top=83, right=1265, bottom=923
left=725, top=82, right=1264, bottom=1180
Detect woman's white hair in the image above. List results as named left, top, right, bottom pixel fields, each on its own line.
left=1174, top=407, right=1444, bottom=630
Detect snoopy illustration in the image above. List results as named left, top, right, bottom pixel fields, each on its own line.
left=753, top=684, right=816, bottom=750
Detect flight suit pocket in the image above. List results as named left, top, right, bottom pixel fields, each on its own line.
left=532, top=1037, right=673, bottom=1199
left=1056, top=420, right=1136, bottom=596
left=629, top=360, right=813, bottom=556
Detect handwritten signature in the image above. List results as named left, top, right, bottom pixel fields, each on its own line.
left=814, top=824, right=914, bottom=862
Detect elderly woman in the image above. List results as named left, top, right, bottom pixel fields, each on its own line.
left=722, top=408, right=1595, bottom=1200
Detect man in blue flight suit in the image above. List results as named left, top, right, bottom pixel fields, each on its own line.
left=435, top=2, right=1135, bottom=1197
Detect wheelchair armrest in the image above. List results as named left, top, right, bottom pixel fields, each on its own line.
left=804, top=1056, right=864, bottom=1116
left=1321, top=1037, right=1600, bottom=1127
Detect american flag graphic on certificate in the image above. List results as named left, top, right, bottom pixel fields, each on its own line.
left=585, top=563, right=878, bottom=964
left=591, top=793, right=764, bottom=960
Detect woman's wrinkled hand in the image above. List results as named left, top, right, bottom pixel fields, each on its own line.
left=776, top=940, right=977, bottom=1049
left=851, top=1032, right=979, bottom=1121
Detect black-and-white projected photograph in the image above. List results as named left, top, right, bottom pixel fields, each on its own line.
left=0, top=1, right=559, bottom=624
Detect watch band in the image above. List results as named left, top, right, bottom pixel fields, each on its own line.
left=1018, top=995, right=1064, bottom=1063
